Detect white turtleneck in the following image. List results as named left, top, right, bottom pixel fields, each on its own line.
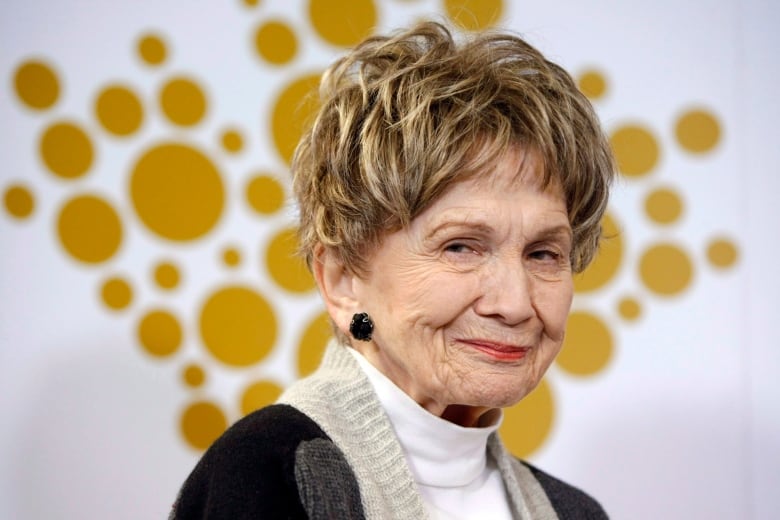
left=350, top=349, right=514, bottom=520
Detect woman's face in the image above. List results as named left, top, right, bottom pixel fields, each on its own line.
left=350, top=149, right=573, bottom=425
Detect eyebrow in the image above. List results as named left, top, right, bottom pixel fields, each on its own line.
left=424, top=217, right=572, bottom=241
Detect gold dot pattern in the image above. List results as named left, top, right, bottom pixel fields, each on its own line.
left=182, top=364, right=206, bottom=388
left=297, top=311, right=331, bottom=377
left=138, top=34, right=167, bottom=66
left=557, top=311, right=613, bottom=376
left=138, top=309, right=183, bottom=357
left=246, top=174, right=285, bottom=215
left=220, top=129, right=244, bottom=153
left=101, top=277, right=133, bottom=310
left=240, top=380, right=284, bottom=416
left=57, top=194, right=122, bottom=264
left=266, top=227, right=316, bottom=293
left=180, top=400, right=227, bottom=451
left=444, top=0, right=504, bottom=31
left=255, top=21, right=298, bottom=65
left=272, top=73, right=322, bottom=165
left=610, top=124, right=660, bottom=177
left=645, top=187, right=683, bottom=225
left=309, top=0, right=376, bottom=47
left=574, top=213, right=622, bottom=293
left=7, top=11, right=741, bottom=459
left=199, top=286, right=277, bottom=367
left=14, top=60, right=60, bottom=110
left=95, top=85, right=144, bottom=137
left=40, top=122, right=94, bottom=179
left=707, top=238, right=738, bottom=268
left=154, top=261, right=180, bottom=290
left=243, top=0, right=260, bottom=6
left=130, top=143, right=224, bottom=241
left=578, top=70, right=607, bottom=100
left=676, top=108, right=721, bottom=154
left=4, top=185, right=35, bottom=219
left=639, top=243, right=693, bottom=296
left=499, top=379, right=554, bottom=457
left=617, top=297, right=641, bottom=321
left=160, top=77, right=207, bottom=127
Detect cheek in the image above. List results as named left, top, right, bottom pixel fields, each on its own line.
left=537, top=280, right=573, bottom=341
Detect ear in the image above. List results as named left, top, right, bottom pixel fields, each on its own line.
left=312, top=244, right=360, bottom=338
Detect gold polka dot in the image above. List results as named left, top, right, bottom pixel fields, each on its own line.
left=240, top=380, right=283, bottom=416
left=130, top=143, right=224, bottom=241
left=101, top=276, right=133, bottom=311
left=160, top=77, right=206, bottom=127
left=57, top=194, right=122, bottom=264
left=309, top=0, right=376, bottom=47
left=154, top=261, right=180, bottom=290
left=180, top=400, right=227, bottom=451
left=266, top=227, right=315, bottom=293
left=182, top=364, right=205, bottom=388
left=40, top=122, right=94, bottom=179
left=138, top=34, right=167, bottom=66
left=220, top=129, right=243, bottom=153
left=138, top=309, right=183, bottom=357
left=199, top=285, right=277, bottom=367
left=578, top=69, right=607, bottom=100
left=222, top=247, right=241, bottom=267
left=707, top=238, right=738, bottom=269
left=272, top=74, right=321, bottom=165
left=676, top=108, right=721, bottom=154
left=557, top=311, right=613, bottom=376
left=574, top=213, right=623, bottom=293
left=297, top=311, right=331, bottom=377
left=610, top=125, right=660, bottom=177
left=4, top=184, right=35, bottom=219
left=444, top=0, right=503, bottom=31
left=645, top=187, right=683, bottom=225
left=243, top=0, right=260, bottom=6
left=499, top=379, right=554, bottom=457
left=95, top=85, right=143, bottom=136
left=617, top=297, right=641, bottom=321
left=246, top=174, right=285, bottom=215
left=639, top=243, right=693, bottom=296
left=14, top=60, right=60, bottom=110
left=254, top=21, right=298, bottom=65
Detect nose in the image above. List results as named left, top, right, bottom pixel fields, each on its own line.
left=473, top=254, right=535, bottom=325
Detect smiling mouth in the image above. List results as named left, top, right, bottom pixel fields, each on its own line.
left=459, top=339, right=530, bottom=361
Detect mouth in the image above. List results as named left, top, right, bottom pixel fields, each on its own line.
left=458, top=339, right=530, bottom=361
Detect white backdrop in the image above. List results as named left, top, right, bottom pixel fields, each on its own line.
left=1, top=0, right=778, bottom=518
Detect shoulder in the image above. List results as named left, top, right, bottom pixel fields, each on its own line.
left=521, top=461, right=609, bottom=520
left=171, top=404, right=328, bottom=519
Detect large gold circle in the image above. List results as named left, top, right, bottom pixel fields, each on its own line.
left=199, top=285, right=277, bottom=367
left=130, top=143, right=224, bottom=241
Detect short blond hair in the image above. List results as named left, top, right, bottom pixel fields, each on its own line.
left=293, top=21, right=615, bottom=275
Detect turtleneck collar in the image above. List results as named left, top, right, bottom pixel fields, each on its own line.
left=349, top=348, right=502, bottom=488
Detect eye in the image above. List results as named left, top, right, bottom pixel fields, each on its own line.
left=444, top=242, right=476, bottom=254
left=529, top=249, right=560, bottom=262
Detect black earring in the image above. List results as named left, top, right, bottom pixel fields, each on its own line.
left=349, top=312, right=374, bottom=341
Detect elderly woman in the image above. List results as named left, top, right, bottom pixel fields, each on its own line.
left=173, top=21, right=614, bottom=519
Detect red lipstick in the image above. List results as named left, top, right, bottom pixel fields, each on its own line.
left=462, top=340, right=530, bottom=361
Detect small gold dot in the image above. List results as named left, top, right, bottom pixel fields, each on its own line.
left=707, top=238, right=738, bottom=269
left=222, top=247, right=241, bottom=267
left=4, top=184, right=35, bottom=219
left=618, top=297, right=641, bottom=321
left=182, top=364, right=206, bottom=388
left=578, top=70, right=607, bottom=100
left=221, top=129, right=244, bottom=153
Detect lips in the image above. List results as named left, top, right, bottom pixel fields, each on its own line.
left=460, top=339, right=530, bottom=361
